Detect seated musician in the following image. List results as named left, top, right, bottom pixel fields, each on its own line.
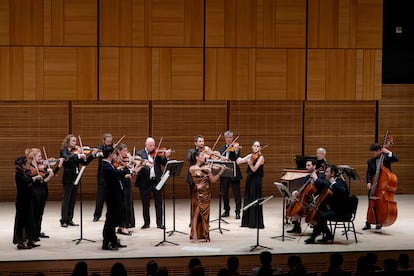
left=316, top=147, right=329, bottom=172
left=304, top=165, right=349, bottom=244
left=287, top=159, right=324, bottom=234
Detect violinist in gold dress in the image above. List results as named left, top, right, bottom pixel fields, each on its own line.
left=189, top=151, right=226, bottom=242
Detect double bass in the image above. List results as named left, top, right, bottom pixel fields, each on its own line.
left=366, top=131, right=398, bottom=227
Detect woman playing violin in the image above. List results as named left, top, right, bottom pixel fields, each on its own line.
left=25, top=148, right=62, bottom=240
left=189, top=151, right=226, bottom=242
left=237, top=141, right=265, bottom=229
left=60, top=134, right=97, bottom=228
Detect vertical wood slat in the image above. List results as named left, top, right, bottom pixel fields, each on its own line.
left=9, top=0, right=44, bottom=45
left=0, top=0, right=9, bottom=45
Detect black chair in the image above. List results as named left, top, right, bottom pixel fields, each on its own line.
left=329, top=195, right=359, bottom=243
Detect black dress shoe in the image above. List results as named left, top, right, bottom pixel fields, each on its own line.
left=375, top=224, right=382, bottom=230
left=102, top=242, right=118, bottom=250
left=141, top=224, right=150, bottom=229
left=318, top=234, right=334, bottom=243
left=235, top=213, right=240, bottom=219
left=39, top=233, right=49, bottom=238
left=27, top=241, right=40, bottom=248
left=68, top=221, right=79, bottom=226
left=221, top=211, right=229, bottom=217
left=117, top=229, right=132, bottom=236
left=304, top=237, right=315, bottom=244
left=157, top=225, right=165, bottom=229
left=17, top=243, right=31, bottom=250
left=362, top=222, right=371, bottom=230
left=93, top=217, right=99, bottom=222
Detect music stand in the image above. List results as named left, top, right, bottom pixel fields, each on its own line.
left=165, top=161, right=187, bottom=237
left=271, top=182, right=296, bottom=241
left=155, top=160, right=183, bottom=246
left=73, top=166, right=95, bottom=245
left=338, top=165, right=361, bottom=194
left=208, top=160, right=235, bottom=234
left=244, top=195, right=274, bottom=251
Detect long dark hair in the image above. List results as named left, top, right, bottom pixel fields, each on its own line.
left=190, top=150, right=202, bottom=166
left=15, top=156, right=27, bottom=173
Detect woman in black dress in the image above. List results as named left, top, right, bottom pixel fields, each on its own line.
left=237, top=141, right=265, bottom=229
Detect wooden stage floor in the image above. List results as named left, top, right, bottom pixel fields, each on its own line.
left=0, top=195, right=413, bottom=274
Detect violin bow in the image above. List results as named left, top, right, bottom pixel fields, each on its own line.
left=42, top=146, right=51, bottom=170
left=78, top=135, right=84, bottom=154
left=155, top=137, right=163, bottom=156
left=113, top=134, right=126, bottom=148
left=211, top=133, right=222, bottom=150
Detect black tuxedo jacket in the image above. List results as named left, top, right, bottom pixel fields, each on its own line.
left=60, top=148, right=95, bottom=185
left=134, top=149, right=168, bottom=190
left=102, top=160, right=130, bottom=203
left=366, top=152, right=399, bottom=184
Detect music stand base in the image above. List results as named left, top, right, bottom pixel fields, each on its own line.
left=155, top=240, right=179, bottom=247
left=271, top=234, right=296, bottom=241
left=210, top=217, right=229, bottom=224
left=209, top=226, right=230, bottom=234
left=249, top=244, right=272, bottom=252
left=72, top=238, right=96, bottom=245
left=167, top=229, right=187, bottom=236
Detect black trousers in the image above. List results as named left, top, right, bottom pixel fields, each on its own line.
left=32, top=183, right=48, bottom=236
left=93, top=180, right=106, bottom=219
left=61, top=182, right=78, bottom=223
left=103, top=198, right=121, bottom=246
left=220, top=177, right=241, bottom=214
left=139, top=180, right=162, bottom=227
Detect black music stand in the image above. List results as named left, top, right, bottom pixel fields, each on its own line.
left=208, top=160, right=235, bottom=234
left=271, top=182, right=296, bottom=241
left=338, top=165, right=361, bottom=194
left=73, top=166, right=95, bottom=245
left=166, top=161, right=186, bottom=237
left=155, top=160, right=183, bottom=246
left=244, top=195, right=274, bottom=252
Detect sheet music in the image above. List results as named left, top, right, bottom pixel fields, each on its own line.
left=74, top=166, right=86, bottom=186
left=156, top=170, right=170, bottom=191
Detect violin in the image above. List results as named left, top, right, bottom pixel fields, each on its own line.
left=72, top=146, right=100, bottom=155
left=201, top=146, right=228, bottom=161
left=227, top=142, right=241, bottom=152
left=150, top=147, right=174, bottom=157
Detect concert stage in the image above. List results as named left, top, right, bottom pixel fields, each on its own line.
left=0, top=195, right=413, bottom=275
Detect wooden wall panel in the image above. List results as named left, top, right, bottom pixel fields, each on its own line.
left=0, top=102, right=69, bottom=201
left=307, top=49, right=382, bottom=100
left=0, top=0, right=9, bottom=45
left=380, top=85, right=414, bottom=194
left=152, top=101, right=227, bottom=197
left=9, top=0, right=44, bottom=45
left=308, top=0, right=382, bottom=49
left=99, top=0, right=203, bottom=47
left=206, top=0, right=306, bottom=48
left=230, top=101, right=303, bottom=197
left=71, top=101, right=150, bottom=199
left=206, top=48, right=305, bottom=100
left=152, top=48, right=203, bottom=100
left=304, top=101, right=376, bottom=195
left=43, top=47, right=97, bottom=100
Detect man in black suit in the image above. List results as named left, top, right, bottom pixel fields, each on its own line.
left=59, top=134, right=97, bottom=228
left=93, top=133, right=113, bottom=222
left=363, top=143, right=399, bottom=230
left=219, top=130, right=242, bottom=219
left=101, top=145, right=135, bottom=250
left=304, top=165, right=349, bottom=244
left=186, top=135, right=205, bottom=225
left=135, top=137, right=170, bottom=229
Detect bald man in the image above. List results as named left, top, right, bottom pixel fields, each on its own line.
left=134, top=137, right=170, bottom=229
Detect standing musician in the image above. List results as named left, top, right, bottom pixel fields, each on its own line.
left=363, top=143, right=399, bottom=231
left=26, top=148, right=63, bottom=240
left=101, top=145, right=140, bottom=250
left=134, top=137, right=171, bottom=229
left=304, top=165, right=349, bottom=244
left=114, top=143, right=142, bottom=234
left=93, top=133, right=113, bottom=222
left=59, top=134, right=98, bottom=228
left=219, top=130, right=242, bottom=219
left=237, top=141, right=265, bottom=229
left=189, top=150, right=227, bottom=242
left=287, top=159, right=320, bottom=234
left=186, top=135, right=205, bottom=226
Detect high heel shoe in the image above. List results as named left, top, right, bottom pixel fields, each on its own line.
left=27, top=241, right=40, bottom=248
left=17, top=243, right=30, bottom=250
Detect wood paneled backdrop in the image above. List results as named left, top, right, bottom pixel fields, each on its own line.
left=0, top=0, right=412, bottom=201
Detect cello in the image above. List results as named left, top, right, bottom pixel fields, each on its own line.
left=286, top=177, right=317, bottom=219
left=366, top=131, right=398, bottom=227
left=305, top=186, right=333, bottom=226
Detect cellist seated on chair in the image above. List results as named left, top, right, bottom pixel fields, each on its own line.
left=286, top=159, right=325, bottom=234
left=304, top=165, right=349, bottom=244
left=363, top=142, right=399, bottom=231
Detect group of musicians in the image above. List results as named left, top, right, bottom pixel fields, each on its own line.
left=12, top=131, right=398, bottom=250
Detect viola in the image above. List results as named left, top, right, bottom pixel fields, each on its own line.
left=201, top=146, right=228, bottom=161
left=227, top=142, right=241, bottom=152
left=150, top=147, right=174, bottom=158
